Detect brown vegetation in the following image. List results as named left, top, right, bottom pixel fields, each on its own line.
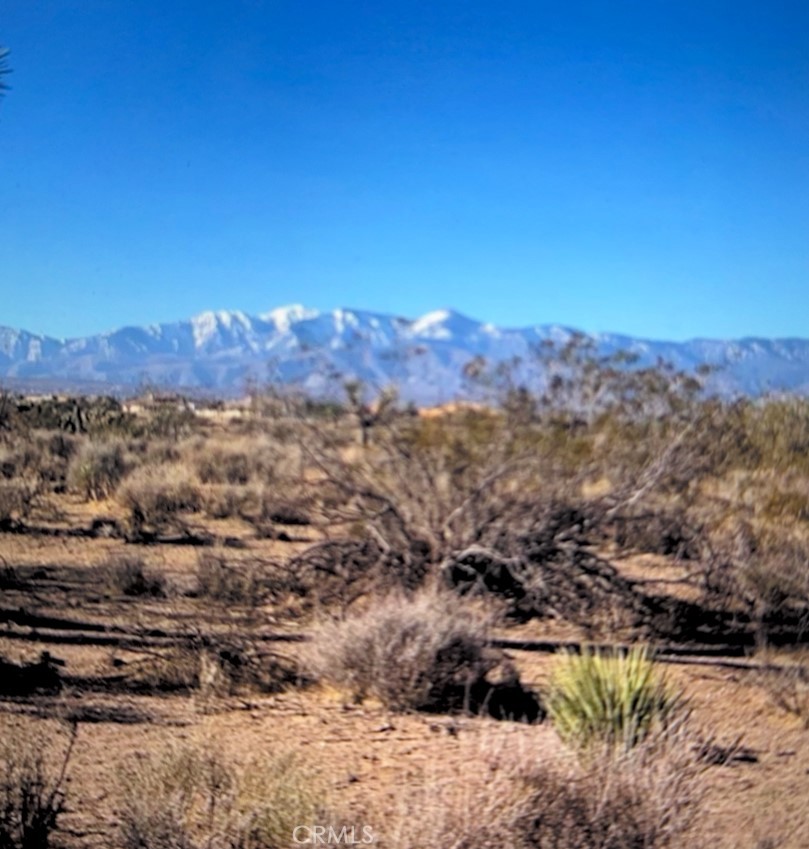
left=2, top=360, right=809, bottom=847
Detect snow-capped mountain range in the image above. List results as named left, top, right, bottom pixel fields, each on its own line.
left=2, top=305, right=809, bottom=403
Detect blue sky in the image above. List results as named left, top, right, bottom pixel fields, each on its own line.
left=2, top=1, right=808, bottom=341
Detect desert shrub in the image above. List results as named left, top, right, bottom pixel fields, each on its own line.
left=0, top=442, right=50, bottom=482
left=124, top=635, right=299, bottom=697
left=709, top=527, right=809, bottom=642
left=755, top=653, right=809, bottom=728
left=746, top=398, right=809, bottom=475
left=142, top=439, right=182, bottom=465
left=307, top=591, right=501, bottom=713
left=96, top=555, right=166, bottom=597
left=198, top=639, right=303, bottom=698
left=0, top=722, right=76, bottom=849
left=117, top=463, right=202, bottom=531
left=257, top=489, right=312, bottom=526
left=118, top=743, right=326, bottom=849
left=0, top=480, right=38, bottom=527
left=125, top=646, right=200, bottom=693
left=67, top=439, right=129, bottom=500
left=381, top=725, right=702, bottom=849
left=761, top=486, right=809, bottom=523
left=195, top=445, right=252, bottom=485
left=520, top=732, right=703, bottom=849
left=195, top=553, right=262, bottom=605
left=547, top=647, right=682, bottom=749
left=202, top=484, right=254, bottom=519
left=611, top=507, right=702, bottom=560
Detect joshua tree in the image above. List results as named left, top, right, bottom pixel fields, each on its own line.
left=343, top=380, right=399, bottom=446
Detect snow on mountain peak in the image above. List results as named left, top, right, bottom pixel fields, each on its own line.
left=261, top=304, right=320, bottom=333
left=5, top=304, right=809, bottom=403
left=409, top=309, right=481, bottom=340
left=409, top=309, right=457, bottom=339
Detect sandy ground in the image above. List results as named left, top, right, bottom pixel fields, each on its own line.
left=3, top=502, right=809, bottom=849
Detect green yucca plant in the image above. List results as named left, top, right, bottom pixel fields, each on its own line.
left=547, top=647, right=682, bottom=749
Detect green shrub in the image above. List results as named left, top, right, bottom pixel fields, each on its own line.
left=547, top=647, right=682, bottom=749
left=67, top=439, right=129, bottom=500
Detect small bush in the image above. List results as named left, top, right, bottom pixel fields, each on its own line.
left=0, top=722, right=76, bottom=849
left=202, top=484, right=255, bottom=520
left=195, top=445, right=252, bottom=485
left=307, top=591, right=499, bottom=713
left=755, top=653, right=809, bottom=728
left=708, top=526, right=809, bottom=643
left=125, top=646, right=200, bottom=693
left=520, top=732, right=703, bottom=849
left=97, top=555, right=166, bottom=597
left=196, top=553, right=262, bottom=605
left=382, top=726, right=703, bottom=849
left=118, top=463, right=202, bottom=531
left=547, top=647, right=682, bottom=749
left=118, top=743, right=326, bottom=849
left=198, top=639, right=302, bottom=697
left=67, top=439, right=129, bottom=500
left=0, top=480, right=37, bottom=527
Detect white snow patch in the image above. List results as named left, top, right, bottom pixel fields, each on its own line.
left=262, top=304, right=319, bottom=333
left=410, top=309, right=454, bottom=339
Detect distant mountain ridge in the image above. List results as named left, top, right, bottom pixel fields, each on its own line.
left=2, top=306, right=809, bottom=403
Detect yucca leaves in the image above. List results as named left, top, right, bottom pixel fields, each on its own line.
left=548, top=647, right=682, bottom=748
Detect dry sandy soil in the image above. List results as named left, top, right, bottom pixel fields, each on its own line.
left=2, top=494, right=809, bottom=849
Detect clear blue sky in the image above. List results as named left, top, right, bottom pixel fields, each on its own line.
left=2, top=1, right=808, bottom=341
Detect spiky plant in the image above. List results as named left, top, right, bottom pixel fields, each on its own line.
left=547, top=647, right=682, bottom=749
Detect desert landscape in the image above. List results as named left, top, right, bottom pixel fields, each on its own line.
left=2, top=358, right=809, bottom=849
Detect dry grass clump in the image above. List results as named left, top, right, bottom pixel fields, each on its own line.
left=195, top=553, right=263, bottom=605
left=707, top=524, right=809, bottom=642
left=0, top=433, right=76, bottom=489
left=306, top=591, right=498, bottom=713
left=124, top=636, right=301, bottom=697
left=198, top=640, right=303, bottom=698
left=738, top=534, right=809, bottom=635
left=67, top=438, right=130, bottom=500
left=519, top=733, right=704, bottom=849
left=0, top=721, right=77, bottom=849
left=547, top=647, right=683, bottom=749
left=194, top=444, right=253, bottom=485
left=96, top=554, right=166, bottom=598
left=117, top=462, right=202, bottom=531
left=202, top=483, right=255, bottom=520
left=187, top=435, right=284, bottom=486
left=125, top=646, right=201, bottom=693
left=754, top=651, right=809, bottom=728
left=380, top=726, right=704, bottom=849
left=118, top=742, right=327, bottom=849
left=0, top=479, right=38, bottom=527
